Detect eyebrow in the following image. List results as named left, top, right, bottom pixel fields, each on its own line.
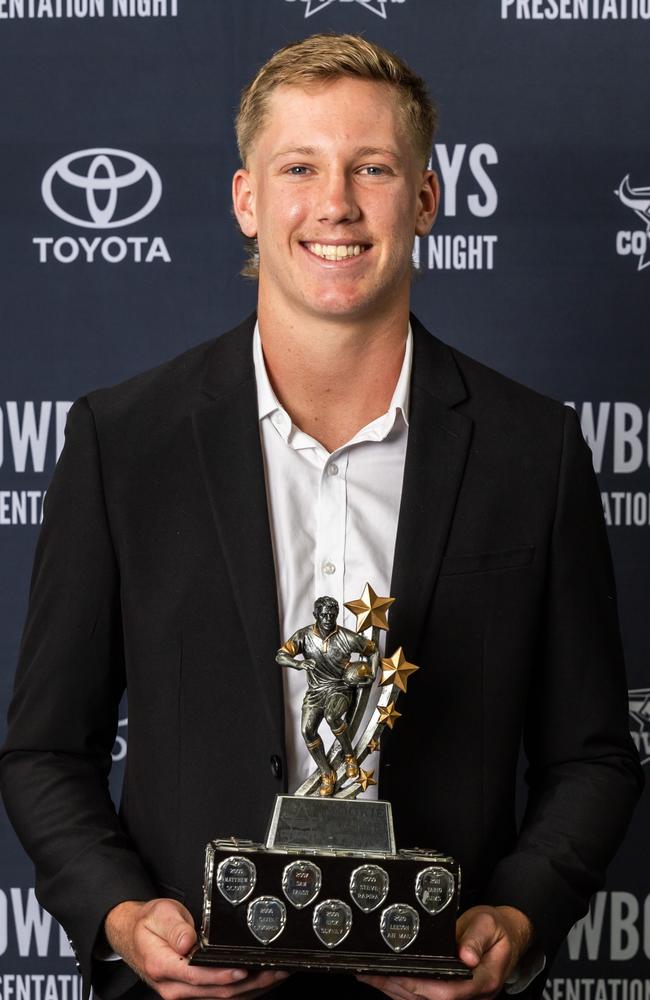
left=272, top=146, right=317, bottom=160
left=354, top=146, right=403, bottom=162
left=271, top=145, right=404, bottom=163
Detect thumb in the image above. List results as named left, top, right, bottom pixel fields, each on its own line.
left=145, top=899, right=197, bottom=955
left=459, top=936, right=484, bottom=968
left=457, top=909, right=500, bottom=968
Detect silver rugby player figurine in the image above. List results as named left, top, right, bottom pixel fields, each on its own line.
left=276, top=584, right=420, bottom=799
left=276, top=595, right=381, bottom=797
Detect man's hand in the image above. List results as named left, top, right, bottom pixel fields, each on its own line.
left=104, top=898, right=289, bottom=999
left=357, top=905, right=533, bottom=1000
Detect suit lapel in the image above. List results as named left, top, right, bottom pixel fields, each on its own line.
left=191, top=316, right=284, bottom=743
left=387, top=317, right=473, bottom=679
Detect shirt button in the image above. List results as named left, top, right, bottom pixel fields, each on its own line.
left=270, top=755, right=283, bottom=779
left=322, top=561, right=336, bottom=576
left=327, top=463, right=339, bottom=477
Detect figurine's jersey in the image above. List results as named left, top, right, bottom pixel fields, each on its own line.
left=282, top=625, right=374, bottom=710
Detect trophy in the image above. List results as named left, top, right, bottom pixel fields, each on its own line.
left=190, top=584, right=470, bottom=979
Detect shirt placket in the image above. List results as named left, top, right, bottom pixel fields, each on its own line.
left=314, top=448, right=349, bottom=617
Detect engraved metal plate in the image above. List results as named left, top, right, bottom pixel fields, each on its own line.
left=246, top=896, right=287, bottom=945
left=380, top=904, right=420, bottom=953
left=216, top=856, right=256, bottom=906
left=282, top=860, right=322, bottom=910
left=349, top=864, right=389, bottom=913
left=312, top=899, right=353, bottom=949
left=415, top=866, right=455, bottom=915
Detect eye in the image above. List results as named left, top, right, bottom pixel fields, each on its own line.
left=359, top=165, right=389, bottom=176
left=285, top=165, right=311, bottom=176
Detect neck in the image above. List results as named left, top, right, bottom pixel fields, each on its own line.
left=257, top=294, right=410, bottom=453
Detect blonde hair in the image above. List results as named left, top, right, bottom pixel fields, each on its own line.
left=235, top=33, right=437, bottom=278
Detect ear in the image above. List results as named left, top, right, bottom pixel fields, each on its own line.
left=232, top=168, right=257, bottom=238
left=415, top=169, right=440, bottom=237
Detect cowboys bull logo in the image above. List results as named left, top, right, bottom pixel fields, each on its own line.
left=628, top=689, right=650, bottom=765
left=615, top=175, right=650, bottom=272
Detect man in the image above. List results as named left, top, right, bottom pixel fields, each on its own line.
left=276, top=595, right=379, bottom=793
left=0, top=32, right=643, bottom=1000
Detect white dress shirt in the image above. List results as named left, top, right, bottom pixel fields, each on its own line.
left=253, top=323, right=411, bottom=796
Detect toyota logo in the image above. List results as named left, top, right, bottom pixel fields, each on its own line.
left=42, top=148, right=162, bottom=229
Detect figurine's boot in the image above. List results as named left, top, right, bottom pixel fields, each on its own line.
left=319, top=771, right=337, bottom=797
left=344, top=754, right=359, bottom=779
left=332, top=721, right=358, bottom=778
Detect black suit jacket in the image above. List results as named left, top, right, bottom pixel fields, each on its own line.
left=0, top=315, right=643, bottom=1000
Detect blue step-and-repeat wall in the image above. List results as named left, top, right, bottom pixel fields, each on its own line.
left=0, top=2, right=648, bottom=998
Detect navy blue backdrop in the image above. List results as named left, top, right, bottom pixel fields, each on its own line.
left=1, top=2, right=648, bottom=997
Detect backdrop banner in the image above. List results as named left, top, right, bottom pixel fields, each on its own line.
left=0, top=2, right=647, bottom=997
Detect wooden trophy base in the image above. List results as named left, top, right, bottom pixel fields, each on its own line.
left=190, top=795, right=471, bottom=980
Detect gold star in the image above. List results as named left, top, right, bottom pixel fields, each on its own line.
left=377, top=702, right=402, bottom=730
left=380, top=647, right=419, bottom=693
left=357, top=768, right=377, bottom=792
left=368, top=737, right=381, bottom=753
left=345, top=583, right=395, bottom=633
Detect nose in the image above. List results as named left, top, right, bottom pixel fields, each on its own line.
left=317, top=168, right=360, bottom=225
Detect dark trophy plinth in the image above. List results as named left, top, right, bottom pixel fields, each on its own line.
left=190, top=585, right=470, bottom=979
left=191, top=796, right=469, bottom=978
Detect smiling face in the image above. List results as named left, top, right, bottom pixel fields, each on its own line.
left=232, top=76, right=438, bottom=328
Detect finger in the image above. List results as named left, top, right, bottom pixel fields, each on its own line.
left=356, top=975, right=422, bottom=1000
left=139, top=948, right=254, bottom=991
left=166, top=960, right=288, bottom=993
left=457, top=911, right=502, bottom=968
left=152, top=968, right=289, bottom=999
left=467, top=927, right=515, bottom=997
left=452, top=957, right=503, bottom=1000
left=357, top=973, right=484, bottom=1000
left=224, top=969, right=290, bottom=997
left=142, top=899, right=197, bottom=955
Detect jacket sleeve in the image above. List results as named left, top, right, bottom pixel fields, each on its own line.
left=484, top=404, right=644, bottom=960
left=0, top=397, right=158, bottom=998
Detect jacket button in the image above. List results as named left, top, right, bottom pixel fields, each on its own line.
left=270, top=755, right=283, bottom=779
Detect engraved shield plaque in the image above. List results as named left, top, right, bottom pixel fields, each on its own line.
left=349, top=864, right=389, bottom=913
left=415, top=867, right=455, bottom=915
left=312, top=899, right=353, bottom=949
left=380, top=904, right=420, bottom=953
left=246, top=896, right=287, bottom=945
left=216, top=856, right=256, bottom=906
left=282, top=860, right=322, bottom=909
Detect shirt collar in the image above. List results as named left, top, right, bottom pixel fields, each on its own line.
left=254, top=321, right=284, bottom=424
left=253, top=320, right=411, bottom=449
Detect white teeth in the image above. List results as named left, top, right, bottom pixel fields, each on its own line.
left=306, top=243, right=367, bottom=260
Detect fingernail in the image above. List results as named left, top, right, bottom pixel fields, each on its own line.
left=274, top=971, right=290, bottom=979
left=231, top=970, right=248, bottom=981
